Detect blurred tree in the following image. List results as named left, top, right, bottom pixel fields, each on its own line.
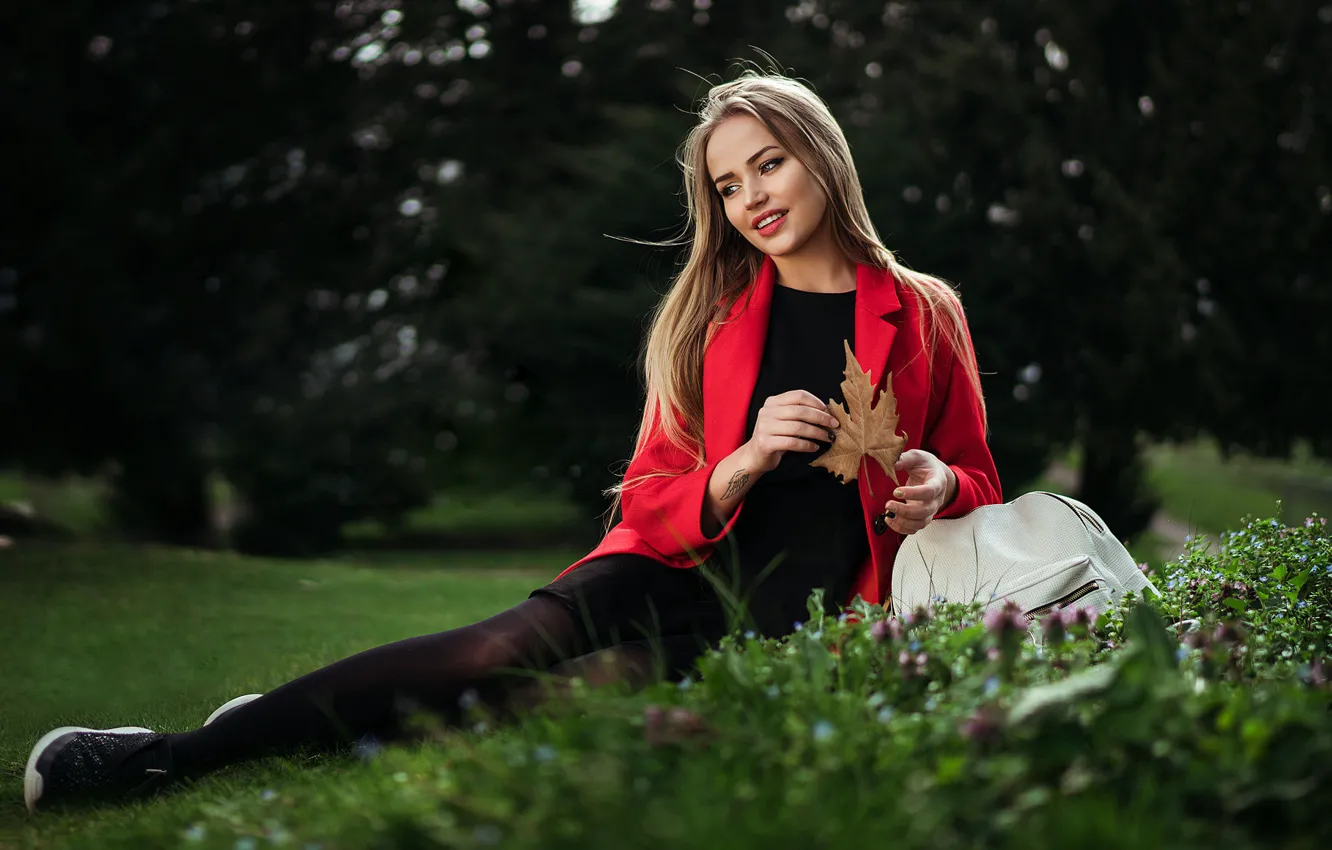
left=2, top=0, right=1327, bottom=552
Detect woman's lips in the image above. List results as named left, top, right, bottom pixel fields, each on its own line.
left=756, top=213, right=788, bottom=237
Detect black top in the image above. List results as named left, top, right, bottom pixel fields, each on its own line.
left=714, top=284, right=870, bottom=636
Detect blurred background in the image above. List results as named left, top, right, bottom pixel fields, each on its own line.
left=2, top=0, right=1331, bottom=565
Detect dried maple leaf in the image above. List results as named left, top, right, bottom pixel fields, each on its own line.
left=810, top=340, right=908, bottom=494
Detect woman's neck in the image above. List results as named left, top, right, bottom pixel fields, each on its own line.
left=771, top=221, right=856, bottom=293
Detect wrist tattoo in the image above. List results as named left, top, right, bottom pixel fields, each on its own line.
left=722, top=469, right=750, bottom=500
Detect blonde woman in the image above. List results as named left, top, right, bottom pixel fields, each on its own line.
left=24, top=71, right=1001, bottom=811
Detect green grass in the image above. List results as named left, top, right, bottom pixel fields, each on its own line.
left=341, top=488, right=584, bottom=546
left=0, top=474, right=110, bottom=537
left=0, top=542, right=579, bottom=847
left=1145, top=439, right=1332, bottom=537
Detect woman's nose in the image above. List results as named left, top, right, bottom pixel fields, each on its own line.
left=744, top=187, right=768, bottom=210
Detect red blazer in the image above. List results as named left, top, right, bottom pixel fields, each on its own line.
left=554, top=257, right=1002, bottom=607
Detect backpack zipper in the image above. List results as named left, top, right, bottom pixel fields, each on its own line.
left=1024, top=581, right=1102, bottom=620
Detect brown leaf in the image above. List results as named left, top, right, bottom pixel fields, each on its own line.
left=810, top=340, right=907, bottom=494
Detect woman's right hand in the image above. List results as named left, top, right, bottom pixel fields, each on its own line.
left=743, top=390, right=841, bottom=473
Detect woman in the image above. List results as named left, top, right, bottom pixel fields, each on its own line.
left=23, top=72, right=1001, bottom=812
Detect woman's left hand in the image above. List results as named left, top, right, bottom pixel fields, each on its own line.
left=880, top=449, right=958, bottom=535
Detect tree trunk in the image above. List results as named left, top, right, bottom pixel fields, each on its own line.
left=1076, top=427, right=1161, bottom=543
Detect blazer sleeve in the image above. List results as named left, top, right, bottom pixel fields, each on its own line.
left=922, top=310, right=1003, bottom=519
left=617, top=406, right=743, bottom=564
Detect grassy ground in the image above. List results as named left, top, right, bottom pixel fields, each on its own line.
left=0, top=543, right=578, bottom=848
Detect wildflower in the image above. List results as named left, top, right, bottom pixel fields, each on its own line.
left=960, top=706, right=1003, bottom=744
left=533, top=744, right=557, bottom=763
left=234, top=839, right=257, bottom=850
left=183, top=824, right=207, bottom=843
left=908, top=640, right=922, bottom=652
left=677, top=676, right=694, bottom=690
left=983, top=676, right=999, bottom=696
left=793, top=621, right=804, bottom=631
left=877, top=706, right=895, bottom=724
left=458, top=688, right=479, bottom=711
left=984, top=600, right=1026, bottom=635
left=644, top=705, right=710, bottom=747
left=744, top=630, right=756, bottom=640
left=352, top=735, right=383, bottom=762
left=1040, top=611, right=1066, bottom=643
left=1299, top=657, right=1328, bottom=687
left=260, top=788, right=277, bottom=802
left=870, top=619, right=891, bottom=642
left=765, top=684, right=780, bottom=698
left=812, top=720, right=836, bottom=742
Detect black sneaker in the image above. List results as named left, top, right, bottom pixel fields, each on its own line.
left=24, top=726, right=173, bottom=812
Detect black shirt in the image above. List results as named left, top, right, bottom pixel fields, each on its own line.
left=714, top=284, right=870, bottom=636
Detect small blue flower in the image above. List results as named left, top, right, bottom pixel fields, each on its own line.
left=677, top=676, right=694, bottom=690
left=793, top=621, right=804, bottom=631
left=877, top=706, right=895, bottom=724
left=352, top=735, right=383, bottom=761
left=765, top=684, right=780, bottom=698
left=1298, top=601, right=1309, bottom=609
left=1176, top=646, right=1189, bottom=662
left=260, top=788, right=277, bottom=801
left=744, top=630, right=756, bottom=640
left=983, top=677, right=999, bottom=696
left=183, top=824, right=206, bottom=843
left=908, top=640, right=921, bottom=652
left=534, top=744, right=557, bottom=763
left=812, top=720, right=835, bottom=742
left=234, top=839, right=257, bottom=850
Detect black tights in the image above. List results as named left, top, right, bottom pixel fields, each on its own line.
left=166, top=596, right=674, bottom=777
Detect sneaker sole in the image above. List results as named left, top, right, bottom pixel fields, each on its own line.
left=24, top=726, right=154, bottom=813
left=204, top=694, right=263, bottom=726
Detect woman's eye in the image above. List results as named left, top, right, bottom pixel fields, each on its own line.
left=720, top=185, right=737, bottom=198
left=759, top=157, right=784, bottom=174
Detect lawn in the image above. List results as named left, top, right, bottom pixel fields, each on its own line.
left=0, top=543, right=578, bottom=848
left=3, top=519, right=1329, bottom=849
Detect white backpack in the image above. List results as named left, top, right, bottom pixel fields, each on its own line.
left=889, top=491, right=1159, bottom=618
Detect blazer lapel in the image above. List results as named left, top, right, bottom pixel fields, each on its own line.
left=853, top=262, right=902, bottom=394
left=702, top=257, right=776, bottom=461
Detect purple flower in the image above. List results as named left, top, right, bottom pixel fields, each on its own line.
left=870, top=619, right=891, bottom=643
left=960, top=706, right=1003, bottom=744
left=984, top=600, right=1026, bottom=635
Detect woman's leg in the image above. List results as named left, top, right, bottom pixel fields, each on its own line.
left=166, top=595, right=582, bottom=777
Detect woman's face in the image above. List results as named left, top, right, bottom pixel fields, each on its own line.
left=704, top=114, right=829, bottom=258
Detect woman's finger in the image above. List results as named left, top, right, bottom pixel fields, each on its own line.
left=891, top=484, right=938, bottom=502
left=771, top=404, right=841, bottom=431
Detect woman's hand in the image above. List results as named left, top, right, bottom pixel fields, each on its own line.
left=880, top=449, right=959, bottom=535
left=743, top=389, right=840, bottom=474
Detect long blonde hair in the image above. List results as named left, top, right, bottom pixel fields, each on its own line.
left=608, top=71, right=986, bottom=519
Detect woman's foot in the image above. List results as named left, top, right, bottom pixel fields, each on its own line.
left=24, top=726, right=174, bottom=812
left=204, top=694, right=263, bottom=726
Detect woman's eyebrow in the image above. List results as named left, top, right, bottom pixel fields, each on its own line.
left=710, top=145, right=780, bottom=186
